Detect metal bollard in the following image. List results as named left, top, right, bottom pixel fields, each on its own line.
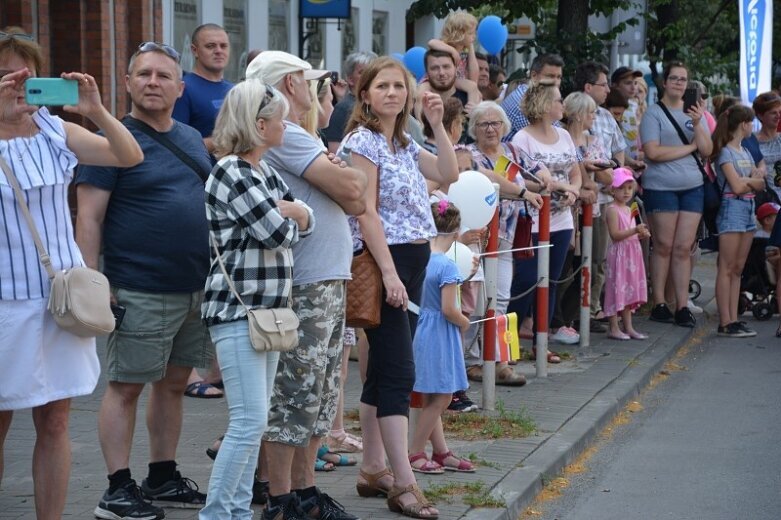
left=579, top=203, right=593, bottom=349
left=481, top=184, right=500, bottom=411
left=535, top=193, right=551, bottom=378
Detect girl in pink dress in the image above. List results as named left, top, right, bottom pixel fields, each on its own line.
left=605, top=168, right=651, bottom=340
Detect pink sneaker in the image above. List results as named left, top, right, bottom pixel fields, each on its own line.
left=551, top=326, right=579, bottom=345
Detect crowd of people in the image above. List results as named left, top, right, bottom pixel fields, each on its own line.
left=2, top=10, right=781, bottom=520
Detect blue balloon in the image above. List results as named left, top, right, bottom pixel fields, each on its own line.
left=403, top=46, right=427, bottom=81
left=477, top=15, right=508, bottom=55
left=391, top=52, right=405, bottom=63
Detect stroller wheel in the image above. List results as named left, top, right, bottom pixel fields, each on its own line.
left=738, top=294, right=751, bottom=316
left=689, top=280, right=702, bottom=300
left=753, top=302, right=773, bottom=321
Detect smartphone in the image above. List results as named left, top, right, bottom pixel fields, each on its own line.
left=24, top=78, right=78, bottom=106
left=110, top=304, right=126, bottom=330
left=683, top=85, right=701, bottom=113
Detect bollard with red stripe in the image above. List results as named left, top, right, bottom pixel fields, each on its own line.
left=535, top=193, right=551, bottom=378
left=579, top=202, right=593, bottom=348
left=481, top=184, right=500, bottom=411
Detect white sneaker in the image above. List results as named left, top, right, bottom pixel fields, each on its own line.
left=687, top=299, right=704, bottom=314
left=551, top=326, right=580, bottom=345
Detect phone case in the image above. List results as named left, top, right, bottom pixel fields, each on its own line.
left=25, top=78, right=79, bottom=106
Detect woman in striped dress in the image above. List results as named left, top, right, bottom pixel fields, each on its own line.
left=0, top=28, right=142, bottom=519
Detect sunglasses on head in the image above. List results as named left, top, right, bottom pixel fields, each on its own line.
left=0, top=31, right=34, bottom=42
left=256, top=85, right=276, bottom=119
left=316, top=71, right=339, bottom=94
left=136, top=41, right=180, bottom=62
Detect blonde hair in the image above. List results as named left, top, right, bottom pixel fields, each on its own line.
left=522, top=82, right=558, bottom=124
left=635, top=77, right=648, bottom=118
left=563, top=92, right=596, bottom=124
left=212, top=80, right=289, bottom=158
left=301, top=77, right=331, bottom=136
left=441, top=11, right=478, bottom=47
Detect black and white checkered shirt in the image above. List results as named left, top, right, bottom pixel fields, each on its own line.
left=202, top=155, right=314, bottom=326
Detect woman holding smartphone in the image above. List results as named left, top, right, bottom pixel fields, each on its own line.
left=639, top=62, right=712, bottom=328
left=0, top=28, right=142, bottom=519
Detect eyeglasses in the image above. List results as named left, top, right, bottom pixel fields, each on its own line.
left=667, top=75, right=688, bottom=83
left=136, top=42, right=180, bottom=62
left=588, top=81, right=609, bottom=88
left=256, top=85, right=275, bottom=120
left=476, top=121, right=502, bottom=130
left=0, top=31, right=34, bottom=42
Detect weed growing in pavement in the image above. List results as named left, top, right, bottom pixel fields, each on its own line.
left=423, top=481, right=505, bottom=508
left=467, top=452, right=501, bottom=469
left=443, top=401, right=536, bottom=440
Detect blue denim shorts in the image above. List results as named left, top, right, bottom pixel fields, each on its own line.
left=642, top=186, right=704, bottom=214
left=717, top=197, right=756, bottom=234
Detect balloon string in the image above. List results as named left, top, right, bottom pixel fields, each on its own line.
left=476, top=244, right=552, bottom=257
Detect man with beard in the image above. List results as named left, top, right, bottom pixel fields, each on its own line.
left=418, top=49, right=470, bottom=120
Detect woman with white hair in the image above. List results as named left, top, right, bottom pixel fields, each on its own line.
left=465, top=101, right=544, bottom=384
left=200, top=80, right=314, bottom=519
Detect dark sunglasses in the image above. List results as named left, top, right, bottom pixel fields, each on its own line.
left=136, top=41, right=180, bottom=62
left=256, top=85, right=275, bottom=119
left=0, top=31, right=34, bottom=42
left=316, top=71, right=339, bottom=94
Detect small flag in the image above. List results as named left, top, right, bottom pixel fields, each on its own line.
left=494, top=155, right=521, bottom=182
left=506, top=312, right=521, bottom=361
left=630, top=199, right=641, bottom=224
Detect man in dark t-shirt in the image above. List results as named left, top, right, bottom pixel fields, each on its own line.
left=423, top=49, right=469, bottom=113
left=75, top=45, right=212, bottom=519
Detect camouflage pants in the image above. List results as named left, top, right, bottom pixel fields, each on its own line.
left=263, top=280, right=346, bottom=446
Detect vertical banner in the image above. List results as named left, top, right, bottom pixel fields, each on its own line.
left=739, top=0, right=773, bottom=106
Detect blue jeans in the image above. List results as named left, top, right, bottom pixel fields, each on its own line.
left=199, top=320, right=279, bottom=520
left=508, top=229, right=573, bottom=332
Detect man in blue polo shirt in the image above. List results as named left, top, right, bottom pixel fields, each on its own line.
left=173, top=23, right=232, bottom=155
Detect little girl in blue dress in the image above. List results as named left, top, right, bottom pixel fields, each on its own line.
left=409, top=201, right=476, bottom=474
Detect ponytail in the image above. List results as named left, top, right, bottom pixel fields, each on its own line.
left=710, top=105, right=754, bottom=162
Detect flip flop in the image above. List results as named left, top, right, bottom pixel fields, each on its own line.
left=184, top=381, right=223, bottom=399
left=317, top=445, right=356, bottom=467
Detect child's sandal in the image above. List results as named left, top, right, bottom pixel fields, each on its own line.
left=431, top=451, right=475, bottom=472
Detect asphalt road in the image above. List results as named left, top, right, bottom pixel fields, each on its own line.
left=535, top=318, right=781, bottom=520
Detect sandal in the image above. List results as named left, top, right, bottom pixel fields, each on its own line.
left=528, top=349, right=562, bottom=364
left=431, top=451, right=475, bottom=473
left=326, top=431, right=363, bottom=453
left=408, top=452, right=444, bottom=474
left=387, top=483, right=439, bottom=519
left=315, top=457, right=335, bottom=472
left=496, top=365, right=527, bottom=386
left=206, top=435, right=224, bottom=461
left=317, top=445, right=356, bottom=467
left=466, top=365, right=483, bottom=382
left=356, top=467, right=394, bottom=498
left=184, top=381, right=223, bottom=399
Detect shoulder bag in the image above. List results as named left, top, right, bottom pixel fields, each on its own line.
left=0, top=156, right=115, bottom=337
left=211, top=238, right=299, bottom=352
left=345, top=140, right=383, bottom=329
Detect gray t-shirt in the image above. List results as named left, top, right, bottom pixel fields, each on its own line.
left=264, top=122, right=353, bottom=286
left=715, top=146, right=754, bottom=196
left=639, top=103, right=709, bottom=191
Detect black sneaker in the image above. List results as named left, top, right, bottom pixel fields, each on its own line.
left=253, top=479, right=270, bottom=506
left=264, top=494, right=308, bottom=520
left=674, top=307, right=696, bottom=328
left=301, top=488, right=360, bottom=520
left=140, top=472, right=206, bottom=509
left=95, top=480, right=165, bottom=520
left=736, top=321, right=757, bottom=337
left=448, top=391, right=478, bottom=413
left=717, top=323, right=744, bottom=337
left=650, top=303, right=675, bottom=323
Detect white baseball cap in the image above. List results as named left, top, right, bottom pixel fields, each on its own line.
left=246, top=51, right=330, bottom=86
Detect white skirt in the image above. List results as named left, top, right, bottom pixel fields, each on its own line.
left=0, top=298, right=100, bottom=411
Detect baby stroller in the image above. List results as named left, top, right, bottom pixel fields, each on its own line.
left=737, top=235, right=777, bottom=320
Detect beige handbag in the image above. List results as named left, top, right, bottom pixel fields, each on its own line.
left=211, top=238, right=299, bottom=352
left=0, top=156, right=115, bottom=337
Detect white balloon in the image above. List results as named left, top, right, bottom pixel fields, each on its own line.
left=445, top=241, right=474, bottom=281
left=448, top=170, right=497, bottom=229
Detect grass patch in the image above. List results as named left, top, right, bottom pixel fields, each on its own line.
left=443, top=399, right=535, bottom=440
left=423, top=481, right=505, bottom=508
left=466, top=452, right=501, bottom=469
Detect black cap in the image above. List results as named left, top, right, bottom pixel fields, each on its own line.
left=611, top=66, right=642, bottom=85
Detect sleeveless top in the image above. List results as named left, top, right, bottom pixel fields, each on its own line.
left=0, top=108, right=83, bottom=300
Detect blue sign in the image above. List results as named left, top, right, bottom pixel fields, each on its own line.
left=300, top=0, right=351, bottom=19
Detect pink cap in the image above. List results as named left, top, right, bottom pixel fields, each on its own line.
left=611, top=167, right=635, bottom=188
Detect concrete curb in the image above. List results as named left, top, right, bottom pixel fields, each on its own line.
left=462, top=325, right=695, bottom=520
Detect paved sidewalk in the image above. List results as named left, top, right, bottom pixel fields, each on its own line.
left=1, top=259, right=716, bottom=519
